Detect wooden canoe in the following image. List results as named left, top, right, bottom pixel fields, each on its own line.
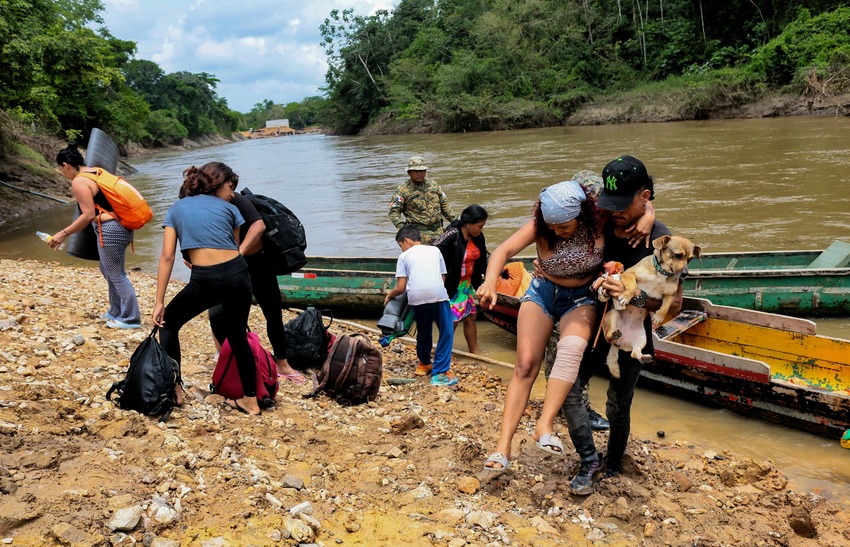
left=680, top=240, right=850, bottom=316
left=277, top=240, right=850, bottom=317
left=481, top=293, right=850, bottom=439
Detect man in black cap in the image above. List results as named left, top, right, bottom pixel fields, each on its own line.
left=565, top=155, right=683, bottom=495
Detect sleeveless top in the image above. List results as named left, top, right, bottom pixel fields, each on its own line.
left=460, top=240, right=480, bottom=282
left=537, top=224, right=603, bottom=278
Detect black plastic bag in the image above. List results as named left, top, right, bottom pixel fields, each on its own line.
left=285, top=307, right=332, bottom=371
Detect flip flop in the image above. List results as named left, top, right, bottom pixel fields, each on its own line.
left=535, top=433, right=564, bottom=456
left=224, top=399, right=261, bottom=416
left=481, top=452, right=511, bottom=475
left=278, top=372, right=308, bottom=385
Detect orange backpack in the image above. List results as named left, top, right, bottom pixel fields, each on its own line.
left=78, top=168, right=153, bottom=231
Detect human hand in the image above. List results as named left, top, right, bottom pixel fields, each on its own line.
left=625, top=223, right=651, bottom=248
left=600, top=276, right=626, bottom=299
left=531, top=258, right=544, bottom=278
left=152, top=303, right=165, bottom=327
left=626, top=203, right=655, bottom=248
left=49, top=230, right=67, bottom=250
left=475, top=284, right=497, bottom=310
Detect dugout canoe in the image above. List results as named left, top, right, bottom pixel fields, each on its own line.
left=276, top=240, right=850, bottom=317
left=482, top=293, right=850, bottom=439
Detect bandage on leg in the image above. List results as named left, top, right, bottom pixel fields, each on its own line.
left=549, top=335, right=588, bottom=384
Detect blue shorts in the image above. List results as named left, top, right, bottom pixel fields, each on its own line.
left=520, top=277, right=595, bottom=321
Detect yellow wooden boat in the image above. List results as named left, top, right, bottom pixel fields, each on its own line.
left=648, top=298, right=850, bottom=438
left=484, top=294, right=850, bottom=439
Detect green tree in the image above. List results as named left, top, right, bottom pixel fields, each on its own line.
left=145, top=109, right=189, bottom=144
left=122, top=59, right=165, bottom=106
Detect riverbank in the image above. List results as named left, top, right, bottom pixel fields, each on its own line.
left=1, top=258, right=848, bottom=546
left=359, top=87, right=850, bottom=135
left=0, top=129, right=242, bottom=225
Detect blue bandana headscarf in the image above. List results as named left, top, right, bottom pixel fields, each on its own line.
left=539, top=180, right=586, bottom=224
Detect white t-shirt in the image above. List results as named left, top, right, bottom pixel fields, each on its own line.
left=395, top=244, right=449, bottom=306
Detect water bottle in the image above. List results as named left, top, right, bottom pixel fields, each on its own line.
left=36, top=231, right=65, bottom=250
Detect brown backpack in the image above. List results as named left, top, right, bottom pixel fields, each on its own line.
left=305, top=333, right=382, bottom=405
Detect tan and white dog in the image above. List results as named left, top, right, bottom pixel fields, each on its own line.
left=598, top=235, right=701, bottom=378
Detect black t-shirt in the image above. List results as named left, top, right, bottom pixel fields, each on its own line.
left=603, top=219, right=672, bottom=268
left=230, top=193, right=264, bottom=243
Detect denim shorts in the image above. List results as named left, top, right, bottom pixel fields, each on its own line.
left=520, top=276, right=595, bottom=321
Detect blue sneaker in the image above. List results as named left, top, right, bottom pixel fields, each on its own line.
left=430, top=371, right=458, bottom=386
left=106, top=319, right=142, bottom=329
left=99, top=312, right=117, bottom=322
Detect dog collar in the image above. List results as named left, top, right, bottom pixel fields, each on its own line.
left=652, top=254, right=674, bottom=277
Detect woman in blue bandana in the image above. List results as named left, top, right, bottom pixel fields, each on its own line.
left=475, top=176, right=652, bottom=474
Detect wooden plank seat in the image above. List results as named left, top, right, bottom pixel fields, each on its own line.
left=807, top=240, right=850, bottom=269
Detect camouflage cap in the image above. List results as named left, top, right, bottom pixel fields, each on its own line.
left=407, top=156, right=428, bottom=171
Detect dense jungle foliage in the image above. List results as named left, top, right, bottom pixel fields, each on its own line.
left=0, top=0, right=242, bottom=148
left=2, top=0, right=849, bottom=151
left=319, top=0, right=850, bottom=134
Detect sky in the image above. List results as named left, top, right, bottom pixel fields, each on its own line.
left=100, top=0, right=398, bottom=113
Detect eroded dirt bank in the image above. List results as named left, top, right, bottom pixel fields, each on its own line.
left=0, top=259, right=849, bottom=546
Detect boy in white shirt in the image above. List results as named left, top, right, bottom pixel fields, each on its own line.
left=384, top=224, right=458, bottom=386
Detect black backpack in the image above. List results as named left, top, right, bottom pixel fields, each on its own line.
left=106, top=327, right=182, bottom=422
left=304, top=333, right=383, bottom=406
left=285, top=307, right=332, bottom=371
left=241, top=187, right=308, bottom=274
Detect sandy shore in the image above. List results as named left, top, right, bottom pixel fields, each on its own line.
left=0, top=258, right=848, bottom=546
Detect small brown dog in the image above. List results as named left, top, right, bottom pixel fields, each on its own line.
left=599, top=235, right=702, bottom=378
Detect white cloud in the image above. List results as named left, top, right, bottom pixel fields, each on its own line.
left=101, top=0, right=398, bottom=112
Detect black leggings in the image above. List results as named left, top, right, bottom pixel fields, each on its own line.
left=209, top=250, right=287, bottom=359
left=160, top=255, right=256, bottom=397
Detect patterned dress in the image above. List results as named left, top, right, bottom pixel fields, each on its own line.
left=449, top=240, right=480, bottom=321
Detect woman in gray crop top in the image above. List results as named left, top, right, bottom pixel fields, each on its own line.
left=475, top=176, right=654, bottom=475
left=153, top=162, right=262, bottom=416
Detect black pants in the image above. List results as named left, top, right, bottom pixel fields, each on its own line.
left=161, top=255, right=256, bottom=397
left=209, top=250, right=288, bottom=359
left=564, top=316, right=652, bottom=472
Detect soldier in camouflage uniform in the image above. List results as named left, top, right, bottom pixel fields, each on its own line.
left=388, top=156, right=456, bottom=245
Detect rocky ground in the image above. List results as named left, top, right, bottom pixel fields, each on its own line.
left=1, top=259, right=849, bottom=546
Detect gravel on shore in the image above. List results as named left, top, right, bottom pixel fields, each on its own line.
left=1, top=258, right=848, bottom=546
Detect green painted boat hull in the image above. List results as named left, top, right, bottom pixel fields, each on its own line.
left=681, top=244, right=850, bottom=315
left=278, top=242, right=850, bottom=317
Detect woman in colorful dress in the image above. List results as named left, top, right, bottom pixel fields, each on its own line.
left=434, top=205, right=488, bottom=354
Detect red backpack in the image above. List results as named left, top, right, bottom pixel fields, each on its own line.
left=210, top=332, right=278, bottom=408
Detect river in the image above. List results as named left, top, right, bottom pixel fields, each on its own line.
left=1, top=116, right=849, bottom=500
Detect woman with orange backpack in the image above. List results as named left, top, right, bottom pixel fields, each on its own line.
left=47, top=143, right=142, bottom=328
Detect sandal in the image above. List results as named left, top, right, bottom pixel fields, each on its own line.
left=481, top=452, right=511, bottom=475
left=535, top=433, right=564, bottom=456
left=224, top=399, right=262, bottom=416
left=278, top=372, right=308, bottom=385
